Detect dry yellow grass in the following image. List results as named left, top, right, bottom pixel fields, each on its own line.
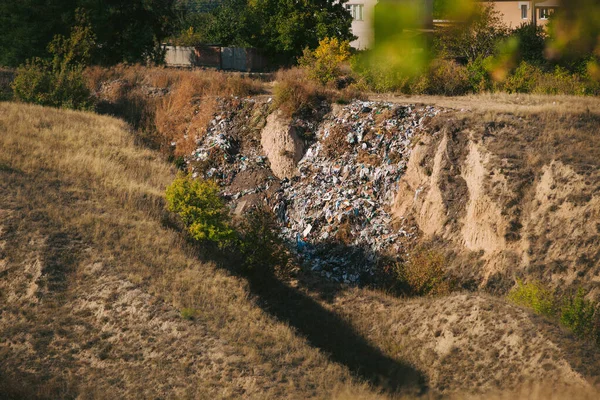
left=0, top=102, right=379, bottom=399
left=370, top=92, right=600, bottom=115
left=2, top=100, right=600, bottom=399
left=84, top=65, right=265, bottom=155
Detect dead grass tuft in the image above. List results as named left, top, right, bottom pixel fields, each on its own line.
left=322, top=124, right=351, bottom=157
left=273, top=67, right=324, bottom=118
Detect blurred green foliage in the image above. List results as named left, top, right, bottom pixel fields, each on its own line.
left=348, top=0, right=600, bottom=96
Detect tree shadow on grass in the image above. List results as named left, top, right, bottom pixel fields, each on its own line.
left=161, top=209, right=429, bottom=396
left=245, top=268, right=428, bottom=396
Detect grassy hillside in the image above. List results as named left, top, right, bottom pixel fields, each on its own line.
left=1, top=101, right=600, bottom=399
left=0, top=102, right=384, bottom=399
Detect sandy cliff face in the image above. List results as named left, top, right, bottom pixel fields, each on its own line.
left=392, top=111, right=600, bottom=295
left=260, top=110, right=305, bottom=179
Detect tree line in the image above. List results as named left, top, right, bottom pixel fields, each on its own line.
left=0, top=0, right=354, bottom=67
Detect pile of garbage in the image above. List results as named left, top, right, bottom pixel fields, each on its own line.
left=186, top=98, right=440, bottom=285
left=189, top=98, right=271, bottom=187
left=274, top=101, right=441, bottom=283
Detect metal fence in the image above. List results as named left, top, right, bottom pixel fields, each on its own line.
left=163, top=45, right=268, bottom=72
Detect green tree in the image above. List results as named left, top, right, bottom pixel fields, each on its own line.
left=184, top=0, right=354, bottom=63
left=436, top=3, right=510, bottom=62
left=0, top=0, right=74, bottom=67
left=252, top=0, right=354, bottom=61
left=79, top=0, right=175, bottom=64
left=12, top=10, right=95, bottom=110
left=0, top=0, right=175, bottom=67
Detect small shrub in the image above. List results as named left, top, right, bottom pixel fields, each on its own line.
left=560, top=288, right=597, bottom=339
left=273, top=68, right=322, bottom=117
left=466, top=56, right=494, bottom=92
left=508, top=281, right=600, bottom=345
left=165, top=174, right=234, bottom=245
left=412, top=58, right=472, bottom=96
left=299, top=37, right=351, bottom=85
left=11, top=59, right=54, bottom=105
left=180, top=308, right=197, bottom=320
left=397, top=248, right=450, bottom=296
left=502, top=61, right=540, bottom=93
left=237, top=207, right=291, bottom=278
left=508, top=279, right=556, bottom=318
left=350, top=53, right=410, bottom=93
left=533, top=66, right=587, bottom=95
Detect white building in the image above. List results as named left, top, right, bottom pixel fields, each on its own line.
left=345, top=0, right=379, bottom=49
left=345, top=0, right=433, bottom=50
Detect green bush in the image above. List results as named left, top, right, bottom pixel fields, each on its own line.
left=299, top=37, right=351, bottom=85
left=11, top=10, right=94, bottom=110
left=507, top=279, right=556, bottom=317
left=466, top=56, right=495, bottom=92
left=180, top=308, right=197, bottom=320
left=411, top=58, right=472, bottom=96
left=502, top=62, right=540, bottom=93
left=395, top=248, right=450, bottom=296
left=560, top=288, right=597, bottom=339
left=165, top=174, right=234, bottom=245
left=533, top=66, right=587, bottom=95
left=508, top=281, right=600, bottom=344
left=237, top=207, right=291, bottom=278
left=350, top=53, right=410, bottom=93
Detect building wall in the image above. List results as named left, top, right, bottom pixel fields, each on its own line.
left=348, top=0, right=433, bottom=50
left=348, top=0, right=379, bottom=49
left=488, top=1, right=558, bottom=28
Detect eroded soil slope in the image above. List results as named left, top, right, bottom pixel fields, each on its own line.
left=393, top=110, right=600, bottom=295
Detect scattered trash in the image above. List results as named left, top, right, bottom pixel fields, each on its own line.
left=186, top=98, right=441, bottom=284
left=275, top=101, right=440, bottom=283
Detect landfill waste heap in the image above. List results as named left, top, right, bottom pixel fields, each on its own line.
left=186, top=98, right=441, bottom=284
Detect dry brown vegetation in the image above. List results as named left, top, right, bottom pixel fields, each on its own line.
left=273, top=67, right=365, bottom=118
left=2, top=101, right=600, bottom=399
left=84, top=65, right=264, bottom=154
left=0, top=102, right=375, bottom=399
